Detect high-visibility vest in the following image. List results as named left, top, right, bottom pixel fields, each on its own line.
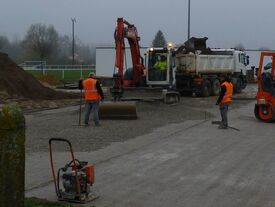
left=83, top=78, right=100, bottom=100
left=154, top=60, right=167, bottom=71
left=221, top=81, right=233, bottom=104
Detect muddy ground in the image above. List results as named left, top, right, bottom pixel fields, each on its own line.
left=25, top=84, right=257, bottom=154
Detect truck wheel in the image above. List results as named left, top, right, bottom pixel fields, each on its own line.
left=234, top=78, right=242, bottom=93
left=210, top=79, right=220, bottom=96
left=196, top=79, right=211, bottom=97
left=180, top=91, right=193, bottom=96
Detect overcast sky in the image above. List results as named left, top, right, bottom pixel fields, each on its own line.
left=0, top=0, right=274, bottom=50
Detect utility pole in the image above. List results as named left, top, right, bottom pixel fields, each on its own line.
left=188, top=0, right=191, bottom=40
left=71, top=18, right=76, bottom=65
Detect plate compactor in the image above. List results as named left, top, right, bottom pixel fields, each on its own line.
left=49, top=138, right=98, bottom=203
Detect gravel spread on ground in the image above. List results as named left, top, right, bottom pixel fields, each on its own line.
left=25, top=90, right=255, bottom=153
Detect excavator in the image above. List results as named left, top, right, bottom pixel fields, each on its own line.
left=99, top=18, right=179, bottom=119
left=111, top=17, right=179, bottom=101
left=254, top=52, right=275, bottom=122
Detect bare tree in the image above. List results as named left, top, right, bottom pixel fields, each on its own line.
left=22, top=24, right=59, bottom=61
left=0, top=35, right=10, bottom=51
left=152, top=30, right=167, bottom=47
left=55, top=34, right=72, bottom=64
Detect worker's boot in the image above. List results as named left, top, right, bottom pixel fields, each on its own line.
left=95, top=122, right=101, bottom=127
left=218, top=124, right=228, bottom=129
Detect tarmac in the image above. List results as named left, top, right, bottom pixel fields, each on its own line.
left=25, top=100, right=275, bottom=207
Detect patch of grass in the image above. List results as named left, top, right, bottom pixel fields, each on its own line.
left=26, top=70, right=92, bottom=81
left=25, top=197, right=94, bottom=207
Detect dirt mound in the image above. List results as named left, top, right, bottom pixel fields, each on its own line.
left=0, top=53, right=76, bottom=100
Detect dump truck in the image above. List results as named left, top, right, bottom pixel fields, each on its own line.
left=175, top=37, right=250, bottom=96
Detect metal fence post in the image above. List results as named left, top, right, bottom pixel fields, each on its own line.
left=62, top=65, right=65, bottom=80
left=0, top=105, right=25, bottom=207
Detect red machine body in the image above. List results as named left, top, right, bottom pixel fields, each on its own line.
left=114, top=17, right=146, bottom=87
left=85, top=165, right=95, bottom=184
left=254, top=52, right=275, bottom=122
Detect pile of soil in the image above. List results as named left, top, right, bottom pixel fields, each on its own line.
left=0, top=53, right=76, bottom=100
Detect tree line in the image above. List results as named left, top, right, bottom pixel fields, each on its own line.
left=0, top=24, right=168, bottom=65
left=1, top=23, right=270, bottom=66
left=0, top=23, right=96, bottom=65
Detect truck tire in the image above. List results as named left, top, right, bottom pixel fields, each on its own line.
left=195, top=79, right=211, bottom=97
left=210, top=79, right=220, bottom=96
left=234, top=78, right=242, bottom=94
left=180, top=91, right=193, bottom=96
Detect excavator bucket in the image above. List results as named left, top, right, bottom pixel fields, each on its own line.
left=99, top=101, right=137, bottom=120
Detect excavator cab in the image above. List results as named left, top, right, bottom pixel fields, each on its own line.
left=254, top=52, right=275, bottom=122
left=146, top=47, right=174, bottom=87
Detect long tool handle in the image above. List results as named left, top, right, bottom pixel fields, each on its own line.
left=78, top=89, right=83, bottom=126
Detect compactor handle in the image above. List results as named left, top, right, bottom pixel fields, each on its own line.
left=49, top=137, right=80, bottom=197
left=49, top=137, right=72, bottom=146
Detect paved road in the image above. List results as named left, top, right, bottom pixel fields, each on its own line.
left=26, top=101, right=275, bottom=207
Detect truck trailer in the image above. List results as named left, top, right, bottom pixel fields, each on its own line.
left=175, top=37, right=249, bottom=96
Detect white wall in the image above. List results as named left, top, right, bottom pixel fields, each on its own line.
left=96, top=47, right=147, bottom=76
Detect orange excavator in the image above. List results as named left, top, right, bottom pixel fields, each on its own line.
left=254, top=52, right=275, bottom=122
left=99, top=17, right=179, bottom=119
left=110, top=17, right=179, bottom=102
left=110, top=17, right=147, bottom=102
left=99, top=18, right=144, bottom=119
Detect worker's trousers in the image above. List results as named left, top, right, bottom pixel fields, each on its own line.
left=84, top=100, right=100, bottom=125
left=219, top=103, right=229, bottom=127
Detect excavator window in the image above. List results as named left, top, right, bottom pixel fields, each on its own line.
left=148, top=51, right=168, bottom=81
left=261, top=56, right=275, bottom=96
left=261, top=72, right=275, bottom=96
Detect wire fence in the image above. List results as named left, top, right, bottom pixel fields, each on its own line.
left=21, top=63, right=96, bottom=80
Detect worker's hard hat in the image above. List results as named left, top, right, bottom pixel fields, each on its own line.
left=88, top=72, right=95, bottom=77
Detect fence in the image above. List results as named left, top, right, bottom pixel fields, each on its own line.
left=21, top=63, right=96, bottom=80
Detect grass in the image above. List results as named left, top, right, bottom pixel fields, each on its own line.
left=25, top=197, right=95, bottom=207
left=26, top=70, right=92, bottom=81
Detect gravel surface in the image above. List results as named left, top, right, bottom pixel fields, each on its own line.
left=25, top=83, right=257, bottom=153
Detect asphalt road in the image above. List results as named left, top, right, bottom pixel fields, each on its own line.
left=25, top=100, right=275, bottom=207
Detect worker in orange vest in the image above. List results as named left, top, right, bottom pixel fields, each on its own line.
left=80, top=72, right=104, bottom=126
left=216, top=75, right=233, bottom=129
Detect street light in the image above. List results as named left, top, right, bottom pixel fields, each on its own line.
left=71, top=18, right=76, bottom=65
left=188, top=0, right=190, bottom=40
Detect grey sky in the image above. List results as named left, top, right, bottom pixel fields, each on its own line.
left=0, top=0, right=274, bottom=49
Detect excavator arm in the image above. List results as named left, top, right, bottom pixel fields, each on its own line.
left=114, top=17, right=145, bottom=87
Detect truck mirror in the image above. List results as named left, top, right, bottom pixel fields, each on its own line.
left=245, top=55, right=250, bottom=66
